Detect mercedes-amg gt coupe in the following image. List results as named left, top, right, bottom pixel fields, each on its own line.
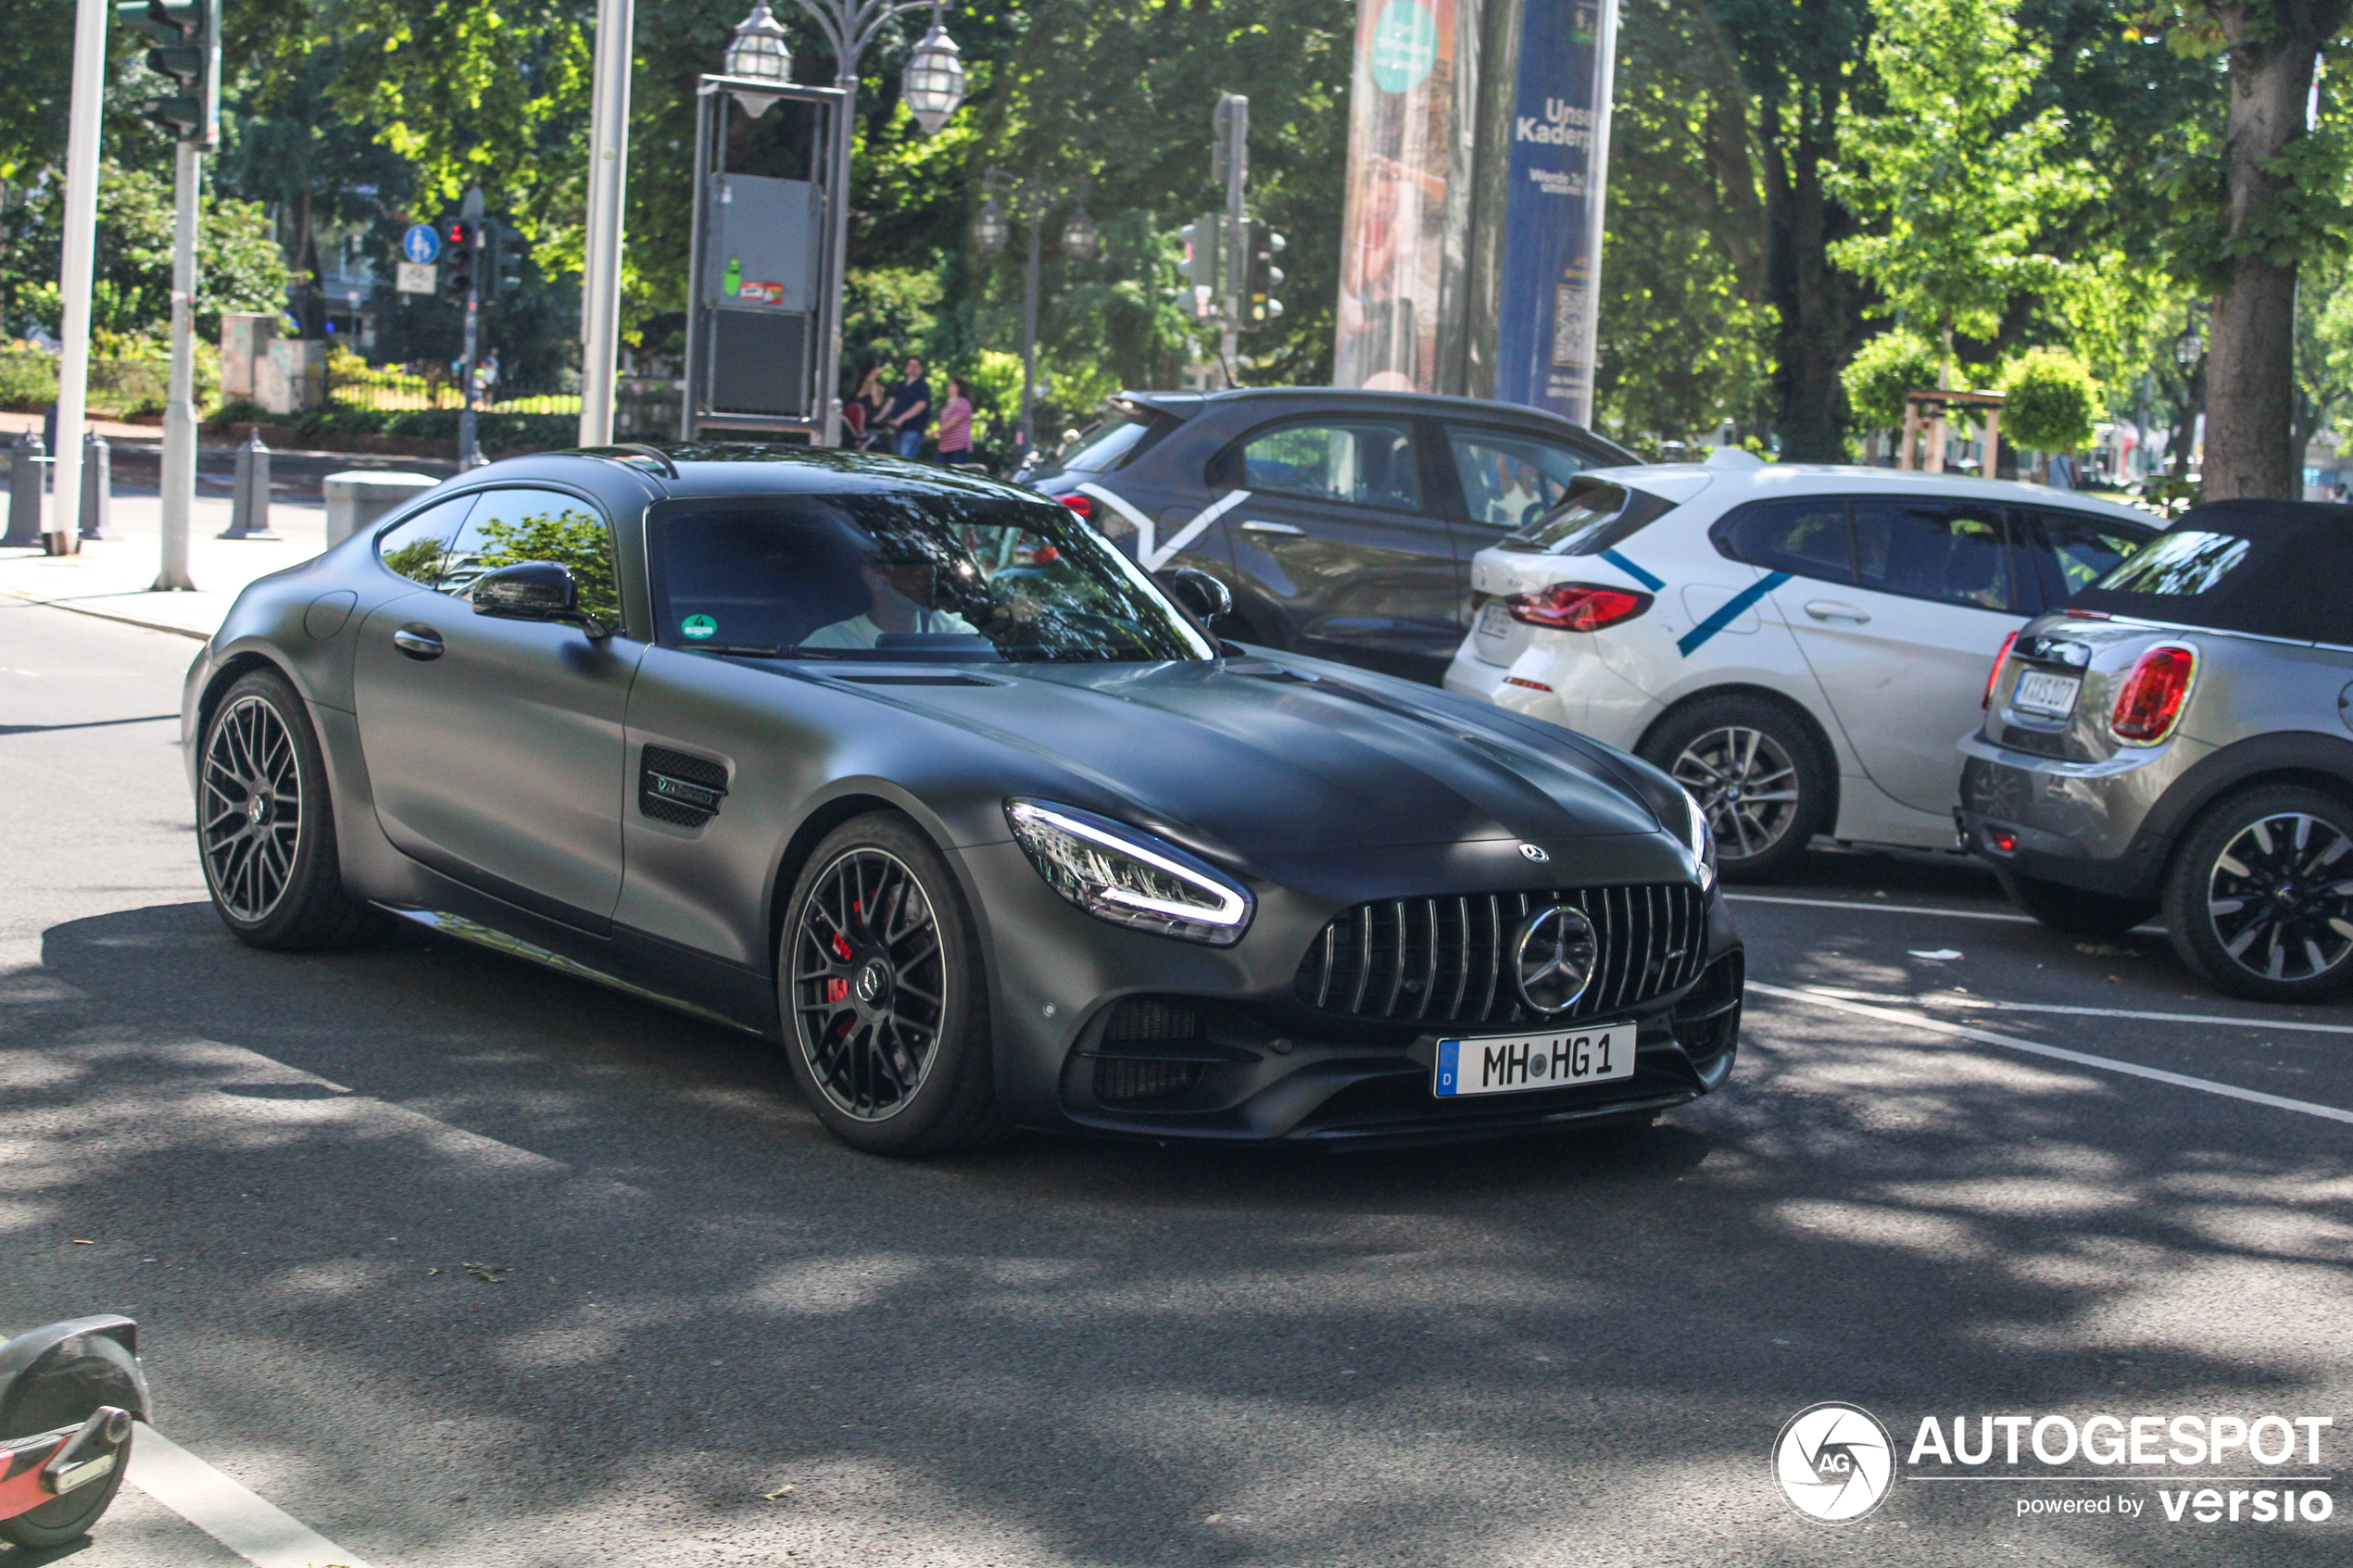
left=183, top=444, right=1742, bottom=1154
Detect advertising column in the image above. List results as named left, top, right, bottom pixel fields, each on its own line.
left=1491, top=0, right=1617, bottom=424
left=1334, top=0, right=1460, bottom=392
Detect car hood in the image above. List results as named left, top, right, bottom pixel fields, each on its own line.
left=808, top=655, right=1669, bottom=862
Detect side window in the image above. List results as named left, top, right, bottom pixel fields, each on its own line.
left=1445, top=425, right=1591, bottom=529
left=1715, top=498, right=1854, bottom=583
left=1237, top=419, right=1421, bottom=510
left=2031, top=509, right=2150, bottom=608
left=373, top=495, right=478, bottom=586
left=1852, top=497, right=2016, bottom=611
left=444, top=487, right=623, bottom=626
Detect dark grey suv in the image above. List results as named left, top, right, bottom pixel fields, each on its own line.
left=1958, top=501, right=2353, bottom=1001
left=1022, top=388, right=1635, bottom=684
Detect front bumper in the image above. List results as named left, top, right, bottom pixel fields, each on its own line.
left=966, top=836, right=1743, bottom=1146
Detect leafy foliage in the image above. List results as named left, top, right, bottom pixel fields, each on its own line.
left=1842, top=330, right=1941, bottom=431
left=2000, top=345, right=2098, bottom=452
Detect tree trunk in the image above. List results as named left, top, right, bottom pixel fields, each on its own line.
left=2205, top=3, right=2348, bottom=499
left=1761, top=113, right=1855, bottom=460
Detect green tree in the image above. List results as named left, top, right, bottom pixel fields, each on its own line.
left=2133, top=2, right=2353, bottom=497
left=1841, top=328, right=1940, bottom=433
left=2001, top=345, right=2098, bottom=459
left=1830, top=0, right=2096, bottom=386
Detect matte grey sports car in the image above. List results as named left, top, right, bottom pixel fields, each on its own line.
left=182, top=445, right=1741, bottom=1154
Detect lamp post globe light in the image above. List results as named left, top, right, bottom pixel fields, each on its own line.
left=974, top=194, right=1009, bottom=258
left=1061, top=204, right=1100, bottom=265
left=726, top=3, right=794, bottom=81
left=2175, top=317, right=2203, bottom=367
left=789, top=0, right=968, bottom=444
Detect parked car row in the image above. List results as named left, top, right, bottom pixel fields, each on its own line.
left=1038, top=387, right=2353, bottom=1002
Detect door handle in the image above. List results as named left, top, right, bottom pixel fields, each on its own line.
left=392, top=624, right=445, bottom=660
left=1804, top=600, right=1870, bottom=623
left=1239, top=520, right=1303, bottom=536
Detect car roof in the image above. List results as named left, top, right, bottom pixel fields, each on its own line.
left=1115, top=386, right=1635, bottom=446
left=459, top=444, right=1056, bottom=505
left=1579, top=460, right=2158, bottom=526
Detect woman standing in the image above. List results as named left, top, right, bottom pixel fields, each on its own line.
left=935, top=377, right=975, bottom=468
left=849, top=365, right=888, bottom=448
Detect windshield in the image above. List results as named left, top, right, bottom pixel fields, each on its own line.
left=1051, top=410, right=1175, bottom=473
left=647, top=492, right=1215, bottom=664
left=1503, top=483, right=1679, bottom=555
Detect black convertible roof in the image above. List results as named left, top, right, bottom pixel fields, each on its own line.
left=2070, top=498, right=2353, bottom=643
left=559, top=442, right=1054, bottom=504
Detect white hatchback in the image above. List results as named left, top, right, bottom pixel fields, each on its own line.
left=1441, top=455, right=2157, bottom=878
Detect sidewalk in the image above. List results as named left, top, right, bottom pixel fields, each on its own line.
left=0, top=495, right=329, bottom=640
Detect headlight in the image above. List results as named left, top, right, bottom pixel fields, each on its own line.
left=1680, top=789, right=1718, bottom=894
left=1005, top=799, right=1254, bottom=945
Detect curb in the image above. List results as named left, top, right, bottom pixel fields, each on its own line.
left=1, top=584, right=214, bottom=641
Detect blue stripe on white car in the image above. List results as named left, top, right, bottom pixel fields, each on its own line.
left=1600, top=549, right=1665, bottom=591
left=1675, top=571, right=1792, bottom=658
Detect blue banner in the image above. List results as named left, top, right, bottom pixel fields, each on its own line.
left=1492, top=0, right=1616, bottom=424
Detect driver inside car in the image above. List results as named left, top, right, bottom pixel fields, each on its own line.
left=802, top=556, right=980, bottom=648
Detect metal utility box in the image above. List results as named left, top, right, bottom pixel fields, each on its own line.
left=684, top=80, right=844, bottom=438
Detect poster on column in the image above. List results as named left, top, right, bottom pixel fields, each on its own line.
left=1494, top=0, right=1617, bottom=424
left=1334, top=0, right=1458, bottom=393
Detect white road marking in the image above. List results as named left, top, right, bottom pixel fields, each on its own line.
left=1730, top=893, right=2037, bottom=923
left=1803, top=984, right=2353, bottom=1037
left=128, top=1424, right=377, bottom=1567
left=1750, top=981, right=2353, bottom=1126
left=128, top=1424, right=376, bottom=1567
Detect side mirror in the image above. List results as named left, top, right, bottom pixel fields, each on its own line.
left=1157, top=566, right=1233, bottom=624
left=472, top=560, right=610, bottom=637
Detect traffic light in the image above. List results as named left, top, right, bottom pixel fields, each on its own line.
left=1177, top=213, right=1223, bottom=320
left=488, top=221, right=525, bottom=295
left=442, top=220, right=476, bottom=304
left=1241, top=220, right=1285, bottom=332
left=118, top=0, right=220, bottom=147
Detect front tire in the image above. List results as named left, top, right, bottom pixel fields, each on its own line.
left=2162, top=784, right=2353, bottom=1002
left=1997, top=869, right=2157, bottom=939
left=780, top=813, right=1009, bottom=1155
left=196, top=669, right=384, bottom=950
left=1639, top=696, right=1830, bottom=884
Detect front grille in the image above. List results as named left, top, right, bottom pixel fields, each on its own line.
left=1095, top=1059, right=1203, bottom=1104
left=1295, top=884, right=1707, bottom=1027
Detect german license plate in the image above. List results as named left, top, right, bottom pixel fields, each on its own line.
left=1434, top=1022, right=1636, bottom=1098
left=2013, top=670, right=2082, bottom=718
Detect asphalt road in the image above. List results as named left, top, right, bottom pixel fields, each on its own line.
left=3, top=596, right=2347, bottom=1567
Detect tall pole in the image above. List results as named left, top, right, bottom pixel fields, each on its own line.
left=156, top=139, right=201, bottom=590
left=1219, top=95, right=1247, bottom=388
left=1018, top=192, right=1042, bottom=457
left=459, top=189, right=484, bottom=465
left=50, top=0, right=109, bottom=554
left=822, top=57, right=856, bottom=447
left=580, top=0, right=634, bottom=449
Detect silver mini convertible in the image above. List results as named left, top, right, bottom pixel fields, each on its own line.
left=1957, top=500, right=2353, bottom=1002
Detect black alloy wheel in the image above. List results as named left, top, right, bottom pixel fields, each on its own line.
left=780, top=813, right=1007, bottom=1154
left=2164, top=784, right=2353, bottom=1002
left=1641, top=695, right=1830, bottom=883
left=196, top=670, right=384, bottom=949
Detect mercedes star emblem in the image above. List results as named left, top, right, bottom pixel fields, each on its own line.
left=1513, top=904, right=1597, bottom=1013
left=1518, top=843, right=1550, bottom=863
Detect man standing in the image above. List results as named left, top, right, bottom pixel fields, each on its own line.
left=883, top=356, right=932, bottom=459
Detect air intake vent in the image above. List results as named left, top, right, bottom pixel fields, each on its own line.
left=1095, top=1059, right=1203, bottom=1104
left=1295, top=884, right=1707, bottom=1028
left=1101, top=997, right=1201, bottom=1044
left=640, top=746, right=729, bottom=828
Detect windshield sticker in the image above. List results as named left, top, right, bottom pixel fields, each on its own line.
left=681, top=614, right=718, bottom=640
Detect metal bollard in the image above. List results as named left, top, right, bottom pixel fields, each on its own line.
left=220, top=432, right=279, bottom=540
left=79, top=431, right=118, bottom=541
left=3, top=432, right=44, bottom=548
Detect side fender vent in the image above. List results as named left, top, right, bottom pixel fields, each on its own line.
left=640, top=746, right=729, bottom=828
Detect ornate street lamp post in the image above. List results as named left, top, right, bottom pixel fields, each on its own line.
left=789, top=0, right=967, bottom=444
left=975, top=170, right=1095, bottom=461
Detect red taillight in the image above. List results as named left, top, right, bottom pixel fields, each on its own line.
left=1504, top=583, right=1653, bottom=632
left=2109, top=645, right=2197, bottom=743
left=1983, top=629, right=2020, bottom=709
left=1057, top=493, right=1092, bottom=518
left=2064, top=608, right=2110, bottom=620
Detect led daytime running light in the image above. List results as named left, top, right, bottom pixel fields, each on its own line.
left=1005, top=799, right=1252, bottom=944
left=1681, top=789, right=1718, bottom=894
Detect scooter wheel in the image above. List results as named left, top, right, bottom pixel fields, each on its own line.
left=0, top=1427, right=130, bottom=1548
